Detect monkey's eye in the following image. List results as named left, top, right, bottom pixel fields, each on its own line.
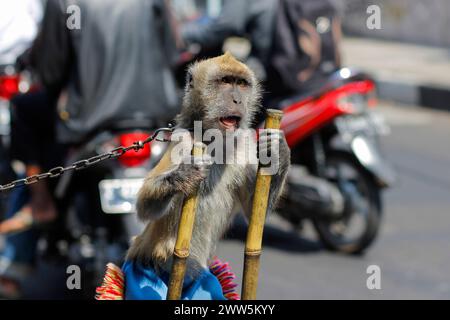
left=220, top=76, right=234, bottom=85
left=237, top=78, right=249, bottom=87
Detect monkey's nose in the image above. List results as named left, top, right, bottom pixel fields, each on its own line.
left=231, top=89, right=242, bottom=104
left=231, top=92, right=242, bottom=105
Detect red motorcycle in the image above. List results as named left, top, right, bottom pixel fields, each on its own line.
left=278, top=68, right=395, bottom=254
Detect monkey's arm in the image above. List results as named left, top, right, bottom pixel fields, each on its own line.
left=238, top=131, right=290, bottom=220
left=136, top=143, right=209, bottom=222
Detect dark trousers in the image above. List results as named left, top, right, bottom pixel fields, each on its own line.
left=10, top=90, right=65, bottom=169
left=0, top=90, right=63, bottom=276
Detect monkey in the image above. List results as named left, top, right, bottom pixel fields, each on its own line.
left=126, top=52, right=290, bottom=282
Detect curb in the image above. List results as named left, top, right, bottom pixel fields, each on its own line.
left=375, top=79, right=450, bottom=112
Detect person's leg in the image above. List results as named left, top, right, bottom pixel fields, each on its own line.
left=0, top=185, right=37, bottom=298
left=0, top=89, right=67, bottom=297
left=0, top=90, right=58, bottom=234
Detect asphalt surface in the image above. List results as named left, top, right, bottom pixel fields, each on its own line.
left=217, top=101, right=450, bottom=300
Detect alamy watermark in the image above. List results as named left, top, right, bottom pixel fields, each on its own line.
left=366, top=5, right=382, bottom=30
left=65, top=4, right=383, bottom=31
left=66, top=4, right=81, bottom=30
left=169, top=122, right=282, bottom=176
left=366, top=264, right=381, bottom=290
left=66, top=265, right=81, bottom=290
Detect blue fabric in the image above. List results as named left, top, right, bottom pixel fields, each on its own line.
left=0, top=185, right=37, bottom=271
left=122, top=260, right=226, bottom=300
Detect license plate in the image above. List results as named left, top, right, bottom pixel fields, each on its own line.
left=337, top=112, right=390, bottom=136
left=99, top=178, right=144, bottom=214
left=368, top=112, right=391, bottom=136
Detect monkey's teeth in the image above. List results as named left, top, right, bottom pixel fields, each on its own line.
left=220, top=116, right=241, bottom=129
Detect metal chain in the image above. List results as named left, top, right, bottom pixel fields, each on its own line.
left=0, top=127, right=174, bottom=192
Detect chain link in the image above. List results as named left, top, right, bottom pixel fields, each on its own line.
left=0, top=127, right=174, bottom=192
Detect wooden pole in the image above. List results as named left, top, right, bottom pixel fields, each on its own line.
left=242, top=109, right=284, bottom=300
left=167, top=142, right=204, bottom=300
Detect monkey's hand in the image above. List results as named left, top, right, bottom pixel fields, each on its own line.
left=258, top=129, right=290, bottom=176
left=173, top=154, right=213, bottom=196
left=255, top=129, right=290, bottom=214
left=136, top=152, right=212, bottom=221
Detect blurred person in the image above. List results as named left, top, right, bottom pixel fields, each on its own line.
left=0, top=0, right=43, bottom=66
left=181, top=0, right=342, bottom=100
left=0, top=0, right=181, bottom=243
left=179, top=0, right=277, bottom=127
left=267, top=0, right=342, bottom=98
left=172, top=0, right=199, bottom=22
left=0, top=0, right=44, bottom=204
left=0, top=0, right=44, bottom=299
left=181, top=0, right=278, bottom=70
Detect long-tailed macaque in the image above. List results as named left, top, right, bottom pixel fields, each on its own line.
left=127, top=52, right=290, bottom=277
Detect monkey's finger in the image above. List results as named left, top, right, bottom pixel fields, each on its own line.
left=259, top=136, right=282, bottom=145
left=199, top=166, right=210, bottom=176
left=196, top=161, right=211, bottom=178
left=259, top=129, right=283, bottom=137
left=259, top=139, right=281, bottom=160
left=181, top=155, right=196, bottom=165
left=261, top=128, right=282, bottom=134
left=202, top=153, right=213, bottom=164
left=259, top=130, right=283, bottom=140
left=192, top=155, right=212, bottom=166
left=259, top=146, right=280, bottom=158
left=202, top=159, right=213, bottom=167
left=259, top=135, right=281, bottom=148
left=195, top=161, right=213, bottom=171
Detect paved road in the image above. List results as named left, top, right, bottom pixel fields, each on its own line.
left=217, top=101, right=450, bottom=300
left=342, top=38, right=450, bottom=88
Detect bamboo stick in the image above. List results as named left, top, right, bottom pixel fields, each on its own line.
left=167, top=141, right=204, bottom=300
left=242, top=109, right=284, bottom=300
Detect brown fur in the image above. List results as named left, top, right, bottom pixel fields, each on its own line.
left=127, top=53, right=290, bottom=277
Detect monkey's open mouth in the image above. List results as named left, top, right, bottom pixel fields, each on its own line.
left=219, top=116, right=241, bottom=130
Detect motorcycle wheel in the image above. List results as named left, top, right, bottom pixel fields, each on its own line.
left=313, top=152, right=382, bottom=254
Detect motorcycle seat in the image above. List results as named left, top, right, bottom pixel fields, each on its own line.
left=272, top=68, right=373, bottom=109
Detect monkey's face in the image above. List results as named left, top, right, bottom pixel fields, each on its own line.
left=180, top=53, right=261, bottom=133
left=210, top=74, right=252, bottom=132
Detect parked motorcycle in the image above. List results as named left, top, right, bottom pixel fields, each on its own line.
left=40, top=118, right=170, bottom=296
left=278, top=68, right=395, bottom=254
left=175, top=39, right=393, bottom=254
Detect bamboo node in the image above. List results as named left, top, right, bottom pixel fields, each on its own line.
left=174, top=248, right=189, bottom=258
left=244, top=249, right=262, bottom=256
left=266, top=108, right=283, bottom=120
